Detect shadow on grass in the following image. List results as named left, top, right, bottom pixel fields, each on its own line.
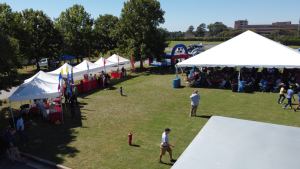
left=195, top=115, right=212, bottom=119
left=130, top=144, right=140, bottom=147
left=0, top=102, right=85, bottom=165
left=160, top=162, right=174, bottom=166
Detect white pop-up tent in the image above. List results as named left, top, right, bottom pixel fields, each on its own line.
left=177, top=30, right=300, bottom=68
left=172, top=116, right=300, bottom=169
left=48, top=63, right=85, bottom=77
left=107, top=54, right=130, bottom=65
left=75, top=60, right=104, bottom=72
left=9, top=71, right=64, bottom=124
left=94, top=57, right=118, bottom=68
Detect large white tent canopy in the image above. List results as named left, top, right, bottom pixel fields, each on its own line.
left=94, top=57, right=118, bottom=67
left=172, top=116, right=300, bottom=169
left=75, top=60, right=104, bottom=72
left=177, top=30, right=300, bottom=68
left=48, top=63, right=85, bottom=77
left=9, top=71, right=60, bottom=102
left=107, top=54, right=130, bottom=65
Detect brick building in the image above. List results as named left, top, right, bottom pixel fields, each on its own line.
left=234, top=20, right=299, bottom=35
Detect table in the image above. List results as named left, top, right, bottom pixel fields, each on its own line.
left=111, top=72, right=122, bottom=78
left=48, top=106, right=62, bottom=123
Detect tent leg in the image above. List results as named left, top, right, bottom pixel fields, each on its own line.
left=10, top=103, right=15, bottom=128
left=176, top=66, right=178, bottom=79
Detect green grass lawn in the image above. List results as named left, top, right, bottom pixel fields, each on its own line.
left=288, top=46, right=300, bottom=49
left=1, top=67, right=300, bottom=168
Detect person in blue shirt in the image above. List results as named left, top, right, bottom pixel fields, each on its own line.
left=284, top=85, right=295, bottom=109
left=120, top=87, right=123, bottom=96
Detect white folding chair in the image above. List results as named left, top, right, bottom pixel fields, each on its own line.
left=272, top=83, right=280, bottom=93
left=219, top=80, right=226, bottom=89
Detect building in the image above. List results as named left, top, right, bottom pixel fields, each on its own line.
left=234, top=20, right=299, bottom=35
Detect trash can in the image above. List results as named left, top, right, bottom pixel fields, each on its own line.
left=232, top=84, right=238, bottom=92
left=173, top=78, right=181, bottom=88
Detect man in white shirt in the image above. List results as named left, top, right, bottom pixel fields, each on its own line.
left=89, top=74, right=93, bottom=81
left=159, top=128, right=176, bottom=164
left=16, top=115, right=28, bottom=143
left=190, top=90, right=201, bottom=117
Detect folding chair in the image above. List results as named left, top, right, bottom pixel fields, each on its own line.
left=207, top=79, right=213, bottom=88
left=194, top=78, right=201, bottom=87
left=272, top=83, right=280, bottom=93
left=219, top=80, right=226, bottom=89
left=259, top=83, right=266, bottom=92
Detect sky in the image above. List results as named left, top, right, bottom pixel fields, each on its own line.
left=3, top=0, right=300, bottom=32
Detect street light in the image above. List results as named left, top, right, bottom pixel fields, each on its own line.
left=62, top=19, right=68, bottom=63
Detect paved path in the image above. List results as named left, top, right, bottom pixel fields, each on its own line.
left=0, top=157, right=55, bottom=169
left=0, top=60, right=148, bottom=100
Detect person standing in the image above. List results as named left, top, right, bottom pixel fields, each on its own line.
left=8, top=128, right=27, bottom=165
left=284, top=85, right=295, bottom=109
left=278, top=83, right=286, bottom=104
left=158, top=128, right=176, bottom=164
left=122, top=67, right=125, bottom=78
left=16, top=115, right=29, bottom=143
left=120, top=87, right=123, bottom=96
left=294, top=91, right=300, bottom=112
left=190, top=90, right=201, bottom=117
left=40, top=100, right=48, bottom=123
left=69, top=92, right=76, bottom=118
left=72, top=84, right=78, bottom=104
left=107, top=74, right=111, bottom=89
left=2, top=127, right=11, bottom=159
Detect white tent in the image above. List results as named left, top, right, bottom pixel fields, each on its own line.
left=177, top=30, right=300, bottom=68
left=172, top=116, right=300, bottom=169
left=48, top=63, right=85, bottom=77
left=107, top=54, right=130, bottom=65
left=9, top=71, right=60, bottom=102
left=94, top=57, right=118, bottom=67
left=75, top=60, right=104, bottom=72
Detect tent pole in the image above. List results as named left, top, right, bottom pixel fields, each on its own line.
left=10, top=103, right=15, bottom=128
left=175, top=65, right=178, bottom=79
left=60, top=79, right=64, bottom=124
left=238, top=67, right=241, bottom=92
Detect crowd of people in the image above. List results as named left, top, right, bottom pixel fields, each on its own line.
left=183, top=66, right=300, bottom=93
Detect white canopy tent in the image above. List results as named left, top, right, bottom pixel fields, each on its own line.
left=75, top=60, right=104, bottom=73
left=172, top=116, right=300, bottom=169
left=9, top=71, right=64, bottom=124
left=177, top=30, right=300, bottom=68
left=107, top=54, right=130, bottom=65
left=48, top=63, right=85, bottom=77
left=94, top=57, right=118, bottom=67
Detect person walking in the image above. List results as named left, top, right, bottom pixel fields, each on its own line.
left=158, top=128, right=176, bottom=164
left=120, top=87, right=123, bottom=96
left=69, top=92, right=76, bottom=118
left=2, top=126, right=11, bottom=159
left=190, top=90, right=201, bottom=117
left=294, top=91, right=300, bottom=112
left=278, top=83, right=286, bottom=104
left=284, top=85, right=295, bottom=109
left=122, top=67, right=125, bottom=78
left=72, top=84, right=78, bottom=104
left=8, top=128, right=27, bottom=165
left=16, top=115, right=29, bottom=143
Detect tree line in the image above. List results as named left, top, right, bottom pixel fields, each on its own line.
left=0, top=0, right=168, bottom=92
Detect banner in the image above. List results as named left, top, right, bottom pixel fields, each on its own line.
left=71, top=67, right=74, bottom=84
left=131, top=55, right=135, bottom=69
left=67, top=72, right=72, bottom=96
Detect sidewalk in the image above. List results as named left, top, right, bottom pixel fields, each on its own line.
left=0, top=157, right=55, bottom=169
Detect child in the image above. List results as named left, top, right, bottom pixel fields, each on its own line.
left=294, top=91, right=300, bottom=112
left=120, top=87, right=123, bottom=96
left=283, top=85, right=295, bottom=109
left=278, top=83, right=286, bottom=104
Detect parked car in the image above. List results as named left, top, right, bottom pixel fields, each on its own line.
left=37, top=58, right=60, bottom=68
left=188, top=48, right=205, bottom=57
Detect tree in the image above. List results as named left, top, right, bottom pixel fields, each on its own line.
left=187, top=25, right=194, bottom=34
left=0, top=32, right=22, bottom=92
left=93, top=14, right=118, bottom=57
left=16, top=9, right=61, bottom=70
left=114, top=0, right=167, bottom=68
left=55, top=4, right=93, bottom=63
left=0, top=3, right=17, bottom=36
left=195, top=23, right=206, bottom=37
left=207, top=22, right=228, bottom=37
